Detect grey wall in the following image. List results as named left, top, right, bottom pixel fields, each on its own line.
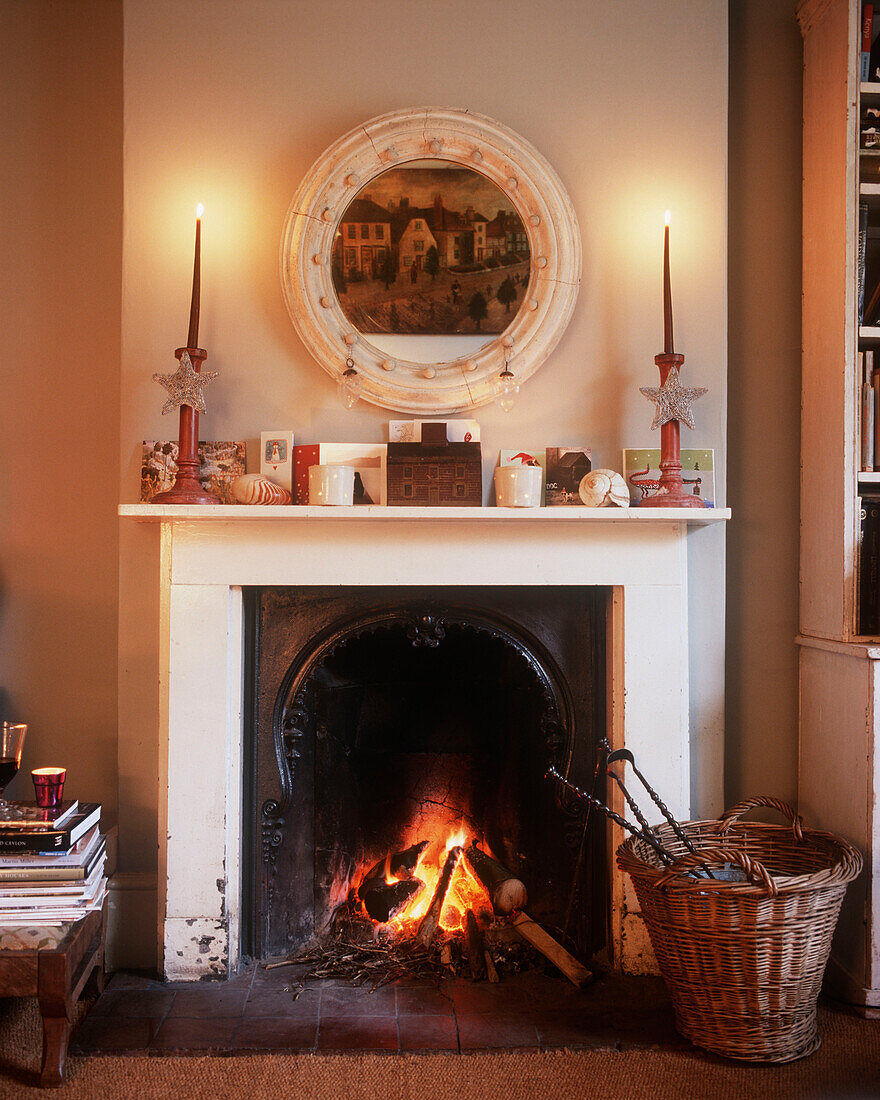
left=0, top=1, right=122, bottom=817
left=727, top=0, right=803, bottom=806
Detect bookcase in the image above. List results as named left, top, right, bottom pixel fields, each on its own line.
left=798, top=0, right=880, bottom=1011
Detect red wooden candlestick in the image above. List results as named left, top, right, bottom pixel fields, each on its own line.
left=639, top=353, right=705, bottom=508
left=151, top=347, right=217, bottom=505
left=640, top=214, right=705, bottom=509
left=152, top=207, right=218, bottom=506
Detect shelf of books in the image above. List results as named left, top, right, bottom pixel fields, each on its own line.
left=0, top=801, right=106, bottom=929
left=858, top=72, right=880, bottom=636
left=798, top=0, right=880, bottom=1011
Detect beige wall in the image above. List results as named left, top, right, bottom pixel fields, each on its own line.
left=119, top=3, right=729, bottom=902
left=0, top=4, right=122, bottom=816
left=726, top=1, right=803, bottom=807
left=4, top=0, right=809, bottom=968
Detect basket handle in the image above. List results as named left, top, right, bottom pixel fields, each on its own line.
left=717, top=796, right=805, bottom=842
left=654, top=846, right=778, bottom=895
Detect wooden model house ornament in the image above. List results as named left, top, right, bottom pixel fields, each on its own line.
left=387, top=422, right=482, bottom=506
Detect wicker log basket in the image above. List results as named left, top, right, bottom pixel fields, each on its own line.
left=616, top=796, right=863, bottom=1063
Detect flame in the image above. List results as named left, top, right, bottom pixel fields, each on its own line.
left=196, top=203, right=204, bottom=219
left=356, top=818, right=493, bottom=935
left=664, top=209, right=671, bottom=226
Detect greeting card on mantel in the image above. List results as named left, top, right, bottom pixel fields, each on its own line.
left=623, top=448, right=715, bottom=507
left=260, top=431, right=295, bottom=493
left=293, top=444, right=387, bottom=505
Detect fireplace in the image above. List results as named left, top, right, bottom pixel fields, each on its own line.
left=117, top=506, right=726, bottom=980
left=244, top=586, right=608, bottom=964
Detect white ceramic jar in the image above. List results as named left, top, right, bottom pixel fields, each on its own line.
left=309, top=464, right=356, bottom=505
left=494, top=465, right=543, bottom=507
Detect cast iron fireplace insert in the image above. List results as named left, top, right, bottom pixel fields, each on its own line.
left=242, top=586, right=608, bottom=964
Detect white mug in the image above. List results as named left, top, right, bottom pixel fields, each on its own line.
left=309, top=464, right=355, bottom=505
left=494, top=465, right=543, bottom=507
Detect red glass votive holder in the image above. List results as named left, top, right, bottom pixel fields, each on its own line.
left=32, top=768, right=66, bottom=809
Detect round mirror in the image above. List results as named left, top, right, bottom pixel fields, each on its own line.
left=281, top=108, right=581, bottom=414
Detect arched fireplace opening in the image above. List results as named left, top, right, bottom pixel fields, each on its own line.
left=244, top=586, right=608, bottom=967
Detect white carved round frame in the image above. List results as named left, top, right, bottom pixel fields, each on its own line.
left=280, top=107, right=581, bottom=414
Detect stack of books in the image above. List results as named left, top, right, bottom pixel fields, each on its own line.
left=0, top=801, right=106, bottom=923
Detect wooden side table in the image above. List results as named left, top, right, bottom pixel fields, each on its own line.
left=0, top=902, right=107, bottom=1087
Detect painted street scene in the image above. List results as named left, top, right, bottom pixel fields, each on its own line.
left=333, top=164, right=530, bottom=336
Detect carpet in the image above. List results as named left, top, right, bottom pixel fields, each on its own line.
left=0, top=995, right=877, bottom=1099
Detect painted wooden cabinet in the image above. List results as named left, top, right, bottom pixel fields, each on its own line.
left=798, top=0, right=880, bottom=1010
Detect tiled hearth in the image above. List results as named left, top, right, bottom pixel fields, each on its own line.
left=72, top=966, right=682, bottom=1054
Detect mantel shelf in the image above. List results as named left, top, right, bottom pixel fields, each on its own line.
left=119, top=504, right=730, bottom=524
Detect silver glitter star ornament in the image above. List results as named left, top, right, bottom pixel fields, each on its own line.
left=639, top=367, right=707, bottom=430
left=153, top=350, right=219, bottom=415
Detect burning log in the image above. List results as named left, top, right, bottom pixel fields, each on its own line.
left=359, top=841, right=429, bottom=890
left=360, top=878, right=424, bottom=923
left=415, top=845, right=462, bottom=946
left=387, top=840, right=429, bottom=879
left=465, top=909, right=487, bottom=981
left=464, top=841, right=528, bottom=915
left=511, top=911, right=592, bottom=989
left=357, top=840, right=429, bottom=923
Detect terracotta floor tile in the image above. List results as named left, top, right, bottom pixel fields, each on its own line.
left=243, top=988, right=321, bottom=1018
left=150, top=1016, right=238, bottom=1050
left=317, top=1015, right=399, bottom=1051
left=512, top=971, right=590, bottom=1009
left=71, top=1016, right=161, bottom=1053
left=167, top=987, right=248, bottom=1018
left=448, top=980, right=523, bottom=1015
left=319, top=982, right=397, bottom=1018
left=398, top=1014, right=459, bottom=1051
left=583, top=973, right=670, bottom=1010
left=222, top=964, right=257, bottom=987
left=233, top=1015, right=318, bottom=1050
left=456, top=1013, right=540, bottom=1050
left=534, top=1010, right=620, bottom=1050
left=89, top=990, right=175, bottom=1018
left=251, top=961, right=312, bottom=986
left=396, top=982, right=455, bottom=1015
left=104, top=971, right=166, bottom=992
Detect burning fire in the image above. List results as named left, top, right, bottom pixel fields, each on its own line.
left=357, top=820, right=493, bottom=935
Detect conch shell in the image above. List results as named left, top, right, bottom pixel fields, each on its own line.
left=231, top=474, right=291, bottom=505
left=578, top=469, right=629, bottom=508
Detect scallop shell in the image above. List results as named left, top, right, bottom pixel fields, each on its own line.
left=231, top=474, right=291, bottom=505
left=578, top=469, right=629, bottom=508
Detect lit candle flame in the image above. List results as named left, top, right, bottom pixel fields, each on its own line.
left=196, top=203, right=204, bottom=219
left=665, top=209, right=671, bottom=226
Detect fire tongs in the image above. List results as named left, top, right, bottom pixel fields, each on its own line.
left=547, top=741, right=715, bottom=877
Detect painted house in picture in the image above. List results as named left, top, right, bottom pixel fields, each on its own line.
left=337, top=198, right=392, bottom=278
left=387, top=422, right=482, bottom=506
left=389, top=196, right=491, bottom=272
left=484, top=214, right=508, bottom=259
left=396, top=209, right=438, bottom=274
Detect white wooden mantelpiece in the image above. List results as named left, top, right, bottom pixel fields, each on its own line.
left=119, top=506, right=728, bottom=980
left=120, top=504, right=730, bottom=524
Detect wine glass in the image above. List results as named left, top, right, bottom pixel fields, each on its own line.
left=0, top=724, right=27, bottom=814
